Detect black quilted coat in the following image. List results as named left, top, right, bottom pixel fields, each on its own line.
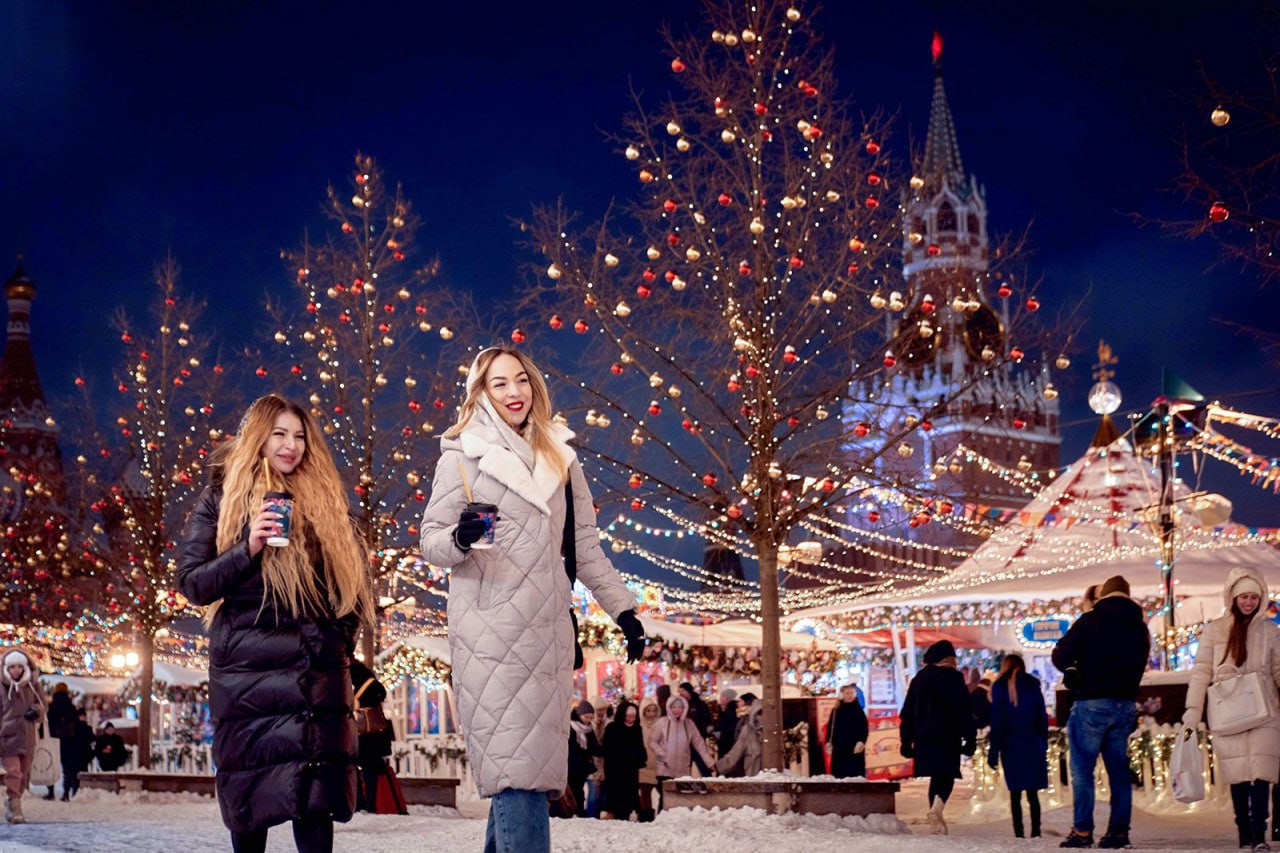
left=177, top=484, right=359, bottom=834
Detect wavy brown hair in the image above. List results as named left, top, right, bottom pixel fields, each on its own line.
left=207, top=394, right=372, bottom=625
left=1225, top=598, right=1257, bottom=667
left=998, top=653, right=1027, bottom=707
left=445, top=347, right=568, bottom=483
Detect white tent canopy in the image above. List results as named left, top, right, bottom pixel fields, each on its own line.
left=795, top=436, right=1280, bottom=617
left=639, top=615, right=841, bottom=650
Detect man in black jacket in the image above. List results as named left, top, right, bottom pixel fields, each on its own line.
left=1051, top=574, right=1150, bottom=849
left=713, top=689, right=739, bottom=775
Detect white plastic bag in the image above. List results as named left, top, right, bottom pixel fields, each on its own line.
left=1170, top=727, right=1205, bottom=804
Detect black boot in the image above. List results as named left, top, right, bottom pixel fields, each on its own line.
left=1029, top=790, right=1042, bottom=838
left=1010, top=790, right=1025, bottom=838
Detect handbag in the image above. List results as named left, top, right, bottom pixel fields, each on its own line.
left=1170, top=727, right=1206, bottom=804
left=1206, top=670, right=1272, bottom=736
left=354, top=678, right=391, bottom=735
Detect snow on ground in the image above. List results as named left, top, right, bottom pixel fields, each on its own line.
left=0, top=779, right=1240, bottom=852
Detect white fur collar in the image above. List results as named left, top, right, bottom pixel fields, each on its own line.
left=456, top=408, right=576, bottom=517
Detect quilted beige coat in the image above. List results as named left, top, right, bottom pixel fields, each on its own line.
left=1184, top=566, right=1280, bottom=785
left=419, top=400, right=636, bottom=797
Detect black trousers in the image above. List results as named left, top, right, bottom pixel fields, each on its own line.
left=358, top=760, right=383, bottom=811
left=1008, top=789, right=1041, bottom=837
left=230, top=815, right=334, bottom=853
left=927, top=775, right=955, bottom=805
left=1231, top=780, right=1270, bottom=847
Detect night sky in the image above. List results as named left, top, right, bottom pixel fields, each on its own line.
left=3, top=1, right=1278, bottom=525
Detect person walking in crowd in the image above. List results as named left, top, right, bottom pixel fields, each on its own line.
left=567, top=700, right=602, bottom=818
left=418, top=347, right=643, bottom=851
left=650, top=695, right=714, bottom=812
left=66, top=709, right=94, bottom=799
left=677, top=683, right=714, bottom=774
left=971, top=674, right=994, bottom=730
left=1052, top=574, right=1150, bottom=849
left=825, top=682, right=869, bottom=779
left=93, top=722, right=128, bottom=772
left=601, top=700, right=647, bottom=821
left=655, top=684, right=671, bottom=717
left=637, top=698, right=661, bottom=819
left=899, top=640, right=976, bottom=835
left=0, top=648, right=46, bottom=824
left=715, top=688, right=739, bottom=773
left=178, top=394, right=373, bottom=853
left=717, top=692, right=763, bottom=777
left=988, top=654, right=1049, bottom=838
left=1183, top=568, right=1280, bottom=853
left=349, top=656, right=395, bottom=813
left=46, top=682, right=78, bottom=801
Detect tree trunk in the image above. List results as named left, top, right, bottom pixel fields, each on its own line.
left=757, top=542, right=785, bottom=771
left=137, top=633, right=154, bottom=769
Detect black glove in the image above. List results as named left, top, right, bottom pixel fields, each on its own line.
left=23, top=708, right=39, bottom=722
left=616, top=609, right=646, bottom=663
left=453, top=511, right=489, bottom=551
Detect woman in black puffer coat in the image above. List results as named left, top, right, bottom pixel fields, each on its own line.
left=900, top=640, right=977, bottom=835
left=178, top=395, right=372, bottom=853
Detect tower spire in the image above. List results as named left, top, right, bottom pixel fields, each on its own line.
left=921, top=32, right=966, bottom=194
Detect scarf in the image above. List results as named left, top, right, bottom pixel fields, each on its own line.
left=570, top=719, right=593, bottom=750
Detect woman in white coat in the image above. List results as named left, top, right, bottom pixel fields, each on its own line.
left=649, top=695, right=714, bottom=811
left=419, top=347, right=643, bottom=853
left=1183, top=567, right=1280, bottom=853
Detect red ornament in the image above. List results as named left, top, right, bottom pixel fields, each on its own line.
left=355, top=173, right=367, bottom=185
left=807, top=125, right=822, bottom=139
left=290, top=365, right=302, bottom=375
left=849, top=238, right=865, bottom=252
left=338, top=311, right=351, bottom=323
left=74, top=377, right=84, bottom=387
left=867, top=510, right=880, bottom=523
left=787, top=416, right=800, bottom=427
left=726, top=378, right=741, bottom=392
left=882, top=351, right=897, bottom=368
left=433, top=397, right=446, bottom=409
left=739, top=262, right=752, bottom=276
left=549, top=315, right=564, bottom=330
left=804, top=84, right=818, bottom=97
left=939, top=501, right=954, bottom=515
left=744, top=364, right=760, bottom=378
left=334, top=282, right=346, bottom=293
left=865, top=196, right=879, bottom=209
left=754, top=102, right=767, bottom=116
left=573, top=319, right=588, bottom=334
left=637, top=283, right=652, bottom=298
left=393, top=251, right=405, bottom=261
left=664, top=269, right=677, bottom=282
left=782, top=347, right=798, bottom=364
left=1025, top=296, right=1040, bottom=312
left=921, top=296, right=936, bottom=313
left=671, top=57, right=686, bottom=73
left=353, top=277, right=365, bottom=289
left=643, top=268, right=657, bottom=282
left=416, top=304, right=427, bottom=314
left=926, top=244, right=941, bottom=257
left=667, top=232, right=680, bottom=246
left=610, top=363, right=624, bottom=375
left=867, top=172, right=882, bottom=186
left=648, top=401, right=662, bottom=416
left=1209, top=202, right=1229, bottom=223
left=821, top=478, right=836, bottom=492
left=727, top=505, right=743, bottom=519
left=790, top=255, right=804, bottom=268
left=921, top=419, right=933, bottom=431
left=997, top=284, right=1013, bottom=298
left=255, top=366, right=267, bottom=378
left=333, top=405, right=344, bottom=414
left=865, top=140, right=881, bottom=155
left=628, top=473, right=643, bottom=489
left=682, top=418, right=694, bottom=431
left=341, top=222, right=353, bottom=234
left=631, top=498, right=644, bottom=511
left=408, top=400, right=422, bottom=412
left=702, top=473, right=717, bottom=487
left=511, top=328, right=526, bottom=344
left=1009, top=347, right=1025, bottom=362
left=762, top=130, right=773, bottom=141
left=854, top=421, right=870, bottom=437
left=121, top=332, right=132, bottom=343
left=1013, top=416, right=1027, bottom=430
left=718, top=193, right=733, bottom=206
left=663, top=199, right=678, bottom=213
left=383, top=303, right=395, bottom=313
left=847, top=263, right=859, bottom=275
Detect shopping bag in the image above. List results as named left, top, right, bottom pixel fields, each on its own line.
left=1170, top=727, right=1205, bottom=804
left=28, top=728, right=58, bottom=788
left=374, top=762, right=409, bottom=815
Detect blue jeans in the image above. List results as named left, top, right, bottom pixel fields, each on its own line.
left=1068, top=698, right=1137, bottom=835
left=484, top=788, right=550, bottom=853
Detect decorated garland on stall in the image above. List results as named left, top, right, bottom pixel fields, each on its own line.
left=376, top=643, right=453, bottom=688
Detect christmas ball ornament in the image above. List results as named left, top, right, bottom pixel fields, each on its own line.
left=790, top=255, right=804, bottom=268
left=671, top=58, right=686, bottom=73
left=625, top=145, right=640, bottom=160
left=255, top=366, right=267, bottom=378
left=629, top=473, right=643, bottom=489
left=997, top=283, right=1013, bottom=298
left=897, top=442, right=914, bottom=458
left=630, top=429, right=645, bottom=446
left=786, top=7, right=801, bottom=21
left=643, top=268, right=657, bottom=282
left=749, top=218, right=765, bottom=234
left=909, top=231, right=924, bottom=244
left=585, top=410, right=599, bottom=427
left=919, top=320, right=934, bottom=339
left=1017, top=454, right=1033, bottom=472
left=816, top=405, right=829, bottom=420
left=547, top=264, right=562, bottom=280
left=439, top=326, right=454, bottom=340
left=821, top=289, right=837, bottom=303
left=909, top=175, right=925, bottom=189
left=593, top=413, right=609, bottom=427
left=712, top=30, right=724, bottom=42
left=926, top=243, right=941, bottom=257
left=867, top=172, right=882, bottom=186
left=1209, top=202, right=1229, bottom=223
left=767, top=462, right=782, bottom=478
left=1043, top=383, right=1059, bottom=400
left=666, top=121, right=681, bottom=136
left=604, top=253, right=619, bottom=267
left=848, top=237, right=865, bottom=252
left=549, top=314, right=564, bottom=330
left=1055, top=354, right=1071, bottom=370
left=727, top=505, right=742, bottom=519
left=648, top=401, right=662, bottom=415
left=904, top=414, right=919, bottom=429
left=1009, top=346, right=1025, bottom=362
left=1210, top=105, right=1230, bottom=127
left=721, top=129, right=736, bottom=143
left=639, top=170, right=654, bottom=183
left=870, top=291, right=887, bottom=309
left=647, top=246, right=661, bottom=260
left=671, top=276, right=687, bottom=290
left=921, top=295, right=936, bottom=313
left=663, top=199, right=677, bottom=213
left=718, top=192, right=733, bottom=206
left=676, top=137, right=690, bottom=152
left=888, top=291, right=905, bottom=311
left=739, top=262, right=752, bottom=276
left=703, top=473, right=717, bottom=487
left=825, top=188, right=839, bottom=200
left=742, top=28, right=756, bottom=42
left=649, top=372, right=664, bottom=388
left=755, top=102, right=768, bottom=116
left=1025, top=296, right=1040, bottom=311
left=744, top=364, right=760, bottom=378
left=982, top=346, right=995, bottom=361
left=1087, top=380, right=1122, bottom=415
left=274, top=330, right=287, bottom=343
left=614, top=301, right=631, bottom=317
left=854, top=421, right=870, bottom=437
left=783, top=345, right=798, bottom=364
left=724, top=32, right=738, bottom=46
left=867, top=510, right=881, bottom=523
left=865, top=140, right=881, bottom=155
left=611, top=362, right=624, bottom=375
left=781, top=195, right=797, bottom=210
left=727, top=375, right=741, bottom=392
left=667, top=232, right=680, bottom=246
left=1012, top=416, right=1027, bottom=430
left=787, top=415, right=800, bottom=427
left=685, top=247, right=701, bottom=261
left=631, top=498, right=644, bottom=511
left=951, top=295, right=967, bottom=312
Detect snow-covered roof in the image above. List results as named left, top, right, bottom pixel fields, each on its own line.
left=639, top=616, right=842, bottom=650
left=39, top=674, right=128, bottom=696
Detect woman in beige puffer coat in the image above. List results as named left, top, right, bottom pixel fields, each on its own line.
left=0, top=647, right=46, bottom=824
left=1183, top=567, right=1280, bottom=852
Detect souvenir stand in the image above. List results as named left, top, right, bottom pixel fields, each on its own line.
left=375, top=635, right=468, bottom=786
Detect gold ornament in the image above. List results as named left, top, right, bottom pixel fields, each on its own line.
left=604, top=253, right=619, bottom=267
left=666, top=121, right=682, bottom=136
left=625, top=145, right=640, bottom=160
left=547, top=264, right=562, bottom=280
left=1210, top=106, right=1230, bottom=127
left=676, top=137, right=691, bottom=152
left=897, top=442, right=914, bottom=458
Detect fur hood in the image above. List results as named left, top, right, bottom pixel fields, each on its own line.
left=1223, top=566, right=1270, bottom=611
left=0, top=647, right=36, bottom=698
left=441, top=398, right=576, bottom=517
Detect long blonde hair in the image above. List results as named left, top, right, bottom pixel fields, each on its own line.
left=445, top=347, right=568, bottom=483
left=208, top=394, right=372, bottom=625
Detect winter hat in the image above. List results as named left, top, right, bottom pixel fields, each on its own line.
left=575, top=699, right=595, bottom=717
left=719, top=687, right=738, bottom=702
left=1099, top=574, right=1130, bottom=598
left=923, top=640, right=957, bottom=664
left=3, top=651, right=30, bottom=696
left=1231, top=575, right=1263, bottom=601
